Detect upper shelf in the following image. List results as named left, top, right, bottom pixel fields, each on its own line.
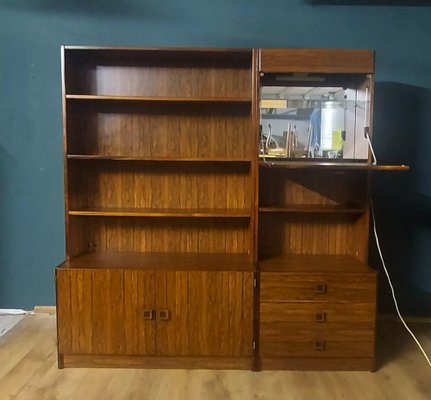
left=259, top=205, right=366, bottom=214
left=259, top=254, right=374, bottom=273
left=67, top=155, right=253, bottom=162
left=65, top=94, right=252, bottom=103
left=69, top=207, right=253, bottom=218
left=259, top=160, right=409, bottom=171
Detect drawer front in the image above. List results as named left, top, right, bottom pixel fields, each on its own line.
left=260, top=336, right=374, bottom=358
left=260, top=302, right=375, bottom=327
left=260, top=317, right=374, bottom=343
left=260, top=272, right=376, bottom=303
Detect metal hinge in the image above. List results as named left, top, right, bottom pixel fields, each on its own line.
left=253, top=278, right=257, bottom=288
left=252, top=340, right=256, bottom=350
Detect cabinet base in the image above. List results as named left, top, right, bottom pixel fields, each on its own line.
left=59, top=354, right=253, bottom=370
left=260, top=357, right=376, bottom=371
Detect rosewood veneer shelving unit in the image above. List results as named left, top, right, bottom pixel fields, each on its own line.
left=56, top=47, right=407, bottom=371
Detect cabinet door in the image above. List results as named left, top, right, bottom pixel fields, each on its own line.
left=155, top=271, right=254, bottom=357
left=56, top=269, right=156, bottom=355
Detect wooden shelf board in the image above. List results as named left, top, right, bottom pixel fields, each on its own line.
left=259, top=205, right=366, bottom=214
left=259, top=254, right=374, bottom=273
left=67, top=155, right=252, bottom=162
left=64, top=46, right=252, bottom=54
left=69, top=207, right=253, bottom=218
left=58, top=252, right=254, bottom=271
left=259, top=161, right=409, bottom=171
left=66, top=94, right=252, bottom=103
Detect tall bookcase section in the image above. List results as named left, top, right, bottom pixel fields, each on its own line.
left=257, top=49, right=380, bottom=371
left=57, top=47, right=257, bottom=369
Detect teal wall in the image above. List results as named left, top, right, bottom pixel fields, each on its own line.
left=1, top=0, right=430, bottom=313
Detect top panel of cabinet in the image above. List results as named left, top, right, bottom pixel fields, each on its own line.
left=260, top=49, right=374, bottom=74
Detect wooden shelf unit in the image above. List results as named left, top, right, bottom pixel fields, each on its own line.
left=257, top=48, right=383, bottom=372
left=57, top=47, right=257, bottom=370
left=56, top=47, right=406, bottom=372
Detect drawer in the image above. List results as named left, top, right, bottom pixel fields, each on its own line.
left=260, top=316, right=374, bottom=343
left=260, top=336, right=374, bottom=358
left=260, top=302, right=375, bottom=325
left=260, top=272, right=376, bottom=303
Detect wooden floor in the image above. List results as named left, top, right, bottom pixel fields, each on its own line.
left=0, top=315, right=430, bottom=400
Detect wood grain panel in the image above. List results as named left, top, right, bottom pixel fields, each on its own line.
left=62, top=355, right=253, bottom=370
left=260, top=302, right=375, bottom=325
left=65, top=50, right=252, bottom=97
left=260, top=338, right=374, bottom=358
left=260, top=49, right=374, bottom=73
left=56, top=269, right=160, bottom=357
left=59, top=252, right=253, bottom=271
left=258, top=213, right=362, bottom=256
left=91, top=270, right=126, bottom=354
left=69, top=216, right=251, bottom=254
left=260, top=272, right=376, bottom=303
left=155, top=271, right=253, bottom=357
left=56, top=269, right=73, bottom=353
left=259, top=169, right=368, bottom=209
left=66, top=102, right=252, bottom=159
left=260, top=357, right=375, bottom=371
left=123, top=270, right=156, bottom=355
left=67, top=160, right=252, bottom=210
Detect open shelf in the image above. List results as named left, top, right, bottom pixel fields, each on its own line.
left=259, top=254, right=373, bottom=273
left=69, top=207, right=253, bottom=218
left=67, top=155, right=252, bottom=162
left=59, top=251, right=254, bottom=271
left=259, top=205, right=366, bottom=214
left=259, top=161, right=409, bottom=171
left=66, top=94, right=252, bottom=103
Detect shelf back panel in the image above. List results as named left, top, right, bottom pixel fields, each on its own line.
left=259, top=169, right=368, bottom=208
left=66, top=102, right=252, bottom=159
left=258, top=213, right=368, bottom=260
left=67, top=160, right=253, bottom=210
left=68, top=216, right=252, bottom=257
left=65, top=50, right=252, bottom=98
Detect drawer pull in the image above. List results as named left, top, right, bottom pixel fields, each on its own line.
left=314, top=339, right=326, bottom=351
left=315, top=311, right=327, bottom=323
left=143, top=309, right=154, bottom=320
left=315, top=284, right=327, bottom=294
left=158, top=310, right=170, bottom=321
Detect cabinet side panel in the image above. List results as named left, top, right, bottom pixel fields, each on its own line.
left=56, top=269, right=73, bottom=354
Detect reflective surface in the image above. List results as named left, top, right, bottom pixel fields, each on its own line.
left=260, top=85, right=371, bottom=160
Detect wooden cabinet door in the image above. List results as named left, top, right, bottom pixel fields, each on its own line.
left=155, top=271, right=254, bottom=357
left=56, top=269, right=156, bottom=355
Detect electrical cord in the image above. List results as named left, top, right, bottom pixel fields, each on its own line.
left=365, top=129, right=377, bottom=165
left=370, top=199, right=431, bottom=368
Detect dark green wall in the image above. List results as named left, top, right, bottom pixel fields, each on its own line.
left=1, top=0, right=430, bottom=314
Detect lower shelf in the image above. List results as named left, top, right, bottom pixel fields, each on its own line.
left=59, top=251, right=254, bottom=271
left=259, top=254, right=373, bottom=273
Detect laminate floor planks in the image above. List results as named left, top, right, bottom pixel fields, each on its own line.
left=0, top=314, right=430, bottom=400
